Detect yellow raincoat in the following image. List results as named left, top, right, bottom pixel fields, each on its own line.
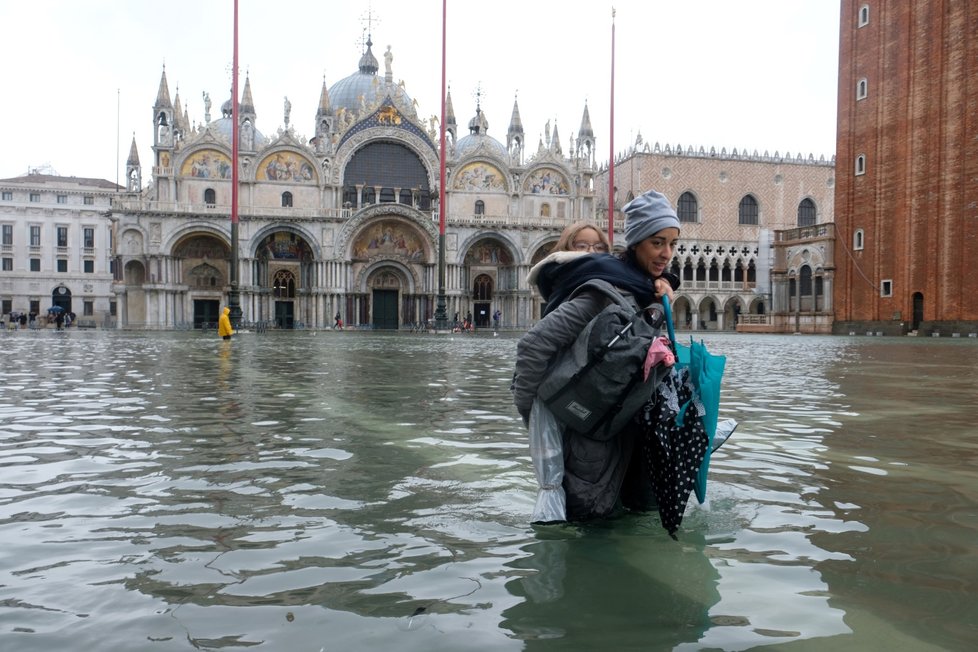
left=218, top=307, right=234, bottom=339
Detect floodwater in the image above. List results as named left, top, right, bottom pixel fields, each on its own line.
left=0, top=329, right=976, bottom=652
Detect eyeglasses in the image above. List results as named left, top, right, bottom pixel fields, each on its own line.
left=572, top=241, right=609, bottom=253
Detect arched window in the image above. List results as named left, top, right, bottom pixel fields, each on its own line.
left=281, top=191, right=293, bottom=208
left=858, top=4, right=870, bottom=27
left=857, top=78, right=868, bottom=100
left=362, top=187, right=376, bottom=205
left=677, top=191, right=698, bottom=223
left=540, top=203, right=551, bottom=217
left=708, top=259, right=719, bottom=282
left=683, top=260, right=694, bottom=281
left=738, top=195, right=759, bottom=225
left=475, top=200, right=485, bottom=216
left=800, top=265, right=813, bottom=296
left=204, top=188, right=216, bottom=206
left=798, top=198, right=816, bottom=227
left=473, top=274, right=493, bottom=301
left=855, top=154, right=866, bottom=176
left=272, top=269, right=296, bottom=298
left=854, top=228, right=865, bottom=250
left=696, top=259, right=707, bottom=282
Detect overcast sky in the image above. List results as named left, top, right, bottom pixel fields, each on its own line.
left=0, top=0, right=840, bottom=184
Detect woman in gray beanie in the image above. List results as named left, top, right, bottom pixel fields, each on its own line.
left=513, top=190, right=682, bottom=523
left=621, top=189, right=681, bottom=301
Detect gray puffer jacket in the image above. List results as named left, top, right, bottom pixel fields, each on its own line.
left=513, top=251, right=655, bottom=520
left=512, top=252, right=644, bottom=420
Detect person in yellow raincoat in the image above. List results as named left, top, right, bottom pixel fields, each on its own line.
left=218, top=306, right=234, bottom=340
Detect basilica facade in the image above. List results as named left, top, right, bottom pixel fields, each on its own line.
left=111, top=36, right=602, bottom=330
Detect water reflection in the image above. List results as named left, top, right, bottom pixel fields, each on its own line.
left=0, top=330, right=976, bottom=650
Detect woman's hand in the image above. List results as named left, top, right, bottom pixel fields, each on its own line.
left=654, top=277, right=674, bottom=302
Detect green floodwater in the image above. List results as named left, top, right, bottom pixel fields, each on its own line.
left=0, top=329, right=976, bottom=651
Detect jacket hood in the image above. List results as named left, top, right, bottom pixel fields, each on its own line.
left=534, top=253, right=658, bottom=316
left=223, top=307, right=230, bottom=315
left=526, top=250, right=589, bottom=295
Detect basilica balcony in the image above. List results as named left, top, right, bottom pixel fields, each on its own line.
left=110, top=199, right=352, bottom=221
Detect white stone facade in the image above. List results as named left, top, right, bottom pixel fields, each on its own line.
left=0, top=173, right=118, bottom=327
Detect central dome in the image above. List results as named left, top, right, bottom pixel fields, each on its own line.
left=329, top=37, right=413, bottom=116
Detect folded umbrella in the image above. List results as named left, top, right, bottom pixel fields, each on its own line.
left=662, top=296, right=730, bottom=504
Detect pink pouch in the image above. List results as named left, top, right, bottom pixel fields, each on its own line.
left=643, top=336, right=675, bottom=380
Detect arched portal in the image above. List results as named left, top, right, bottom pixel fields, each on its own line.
left=463, top=236, right=515, bottom=329
left=51, top=284, right=72, bottom=314
left=367, top=267, right=407, bottom=329
left=174, top=233, right=231, bottom=328
left=472, top=273, right=494, bottom=328
left=255, top=231, right=315, bottom=329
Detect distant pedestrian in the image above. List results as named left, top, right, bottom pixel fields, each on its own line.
left=492, top=309, right=501, bottom=331
left=334, top=313, right=344, bottom=329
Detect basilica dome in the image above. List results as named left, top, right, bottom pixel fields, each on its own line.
left=329, top=37, right=413, bottom=116
left=455, top=107, right=507, bottom=159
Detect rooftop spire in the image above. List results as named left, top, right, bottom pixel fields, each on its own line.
left=358, top=34, right=378, bottom=74
left=317, top=76, right=331, bottom=114
left=240, top=75, right=256, bottom=116
left=578, top=101, right=594, bottom=139
left=507, top=93, right=524, bottom=137
left=154, top=64, right=172, bottom=109
left=126, top=133, right=140, bottom=166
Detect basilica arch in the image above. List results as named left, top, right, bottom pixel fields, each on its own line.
left=252, top=229, right=316, bottom=329
left=172, top=232, right=232, bottom=328
left=460, top=234, right=519, bottom=328
left=348, top=217, right=432, bottom=329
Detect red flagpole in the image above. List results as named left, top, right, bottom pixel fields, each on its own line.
left=434, top=0, right=449, bottom=329
left=228, top=0, right=241, bottom=323
left=607, top=8, right=616, bottom=246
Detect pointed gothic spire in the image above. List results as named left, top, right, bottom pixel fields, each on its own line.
left=172, top=87, right=187, bottom=135
left=578, top=102, right=594, bottom=139
left=154, top=65, right=172, bottom=109
left=240, top=75, right=256, bottom=116
left=507, top=95, right=524, bottom=138
left=551, top=121, right=562, bottom=155
left=445, top=86, right=456, bottom=128
left=317, top=78, right=332, bottom=114
left=126, top=134, right=140, bottom=166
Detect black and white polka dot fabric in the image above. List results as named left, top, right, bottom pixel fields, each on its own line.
left=639, top=366, right=709, bottom=538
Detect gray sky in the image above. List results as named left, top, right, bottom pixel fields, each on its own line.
left=0, top=0, right=840, bottom=183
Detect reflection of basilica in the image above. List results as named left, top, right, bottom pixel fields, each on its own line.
left=108, top=22, right=834, bottom=332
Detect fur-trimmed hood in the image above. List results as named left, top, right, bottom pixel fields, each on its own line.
left=528, top=252, right=658, bottom=316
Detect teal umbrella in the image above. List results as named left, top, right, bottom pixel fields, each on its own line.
left=661, top=296, right=729, bottom=504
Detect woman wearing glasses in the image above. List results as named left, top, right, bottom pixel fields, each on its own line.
left=513, top=191, right=681, bottom=523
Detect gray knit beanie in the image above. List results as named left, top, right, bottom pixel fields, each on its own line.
left=623, top=190, right=681, bottom=248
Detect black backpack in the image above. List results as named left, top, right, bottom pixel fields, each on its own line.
left=538, top=280, right=668, bottom=440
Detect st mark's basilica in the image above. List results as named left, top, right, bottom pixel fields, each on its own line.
left=112, top=32, right=605, bottom=331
